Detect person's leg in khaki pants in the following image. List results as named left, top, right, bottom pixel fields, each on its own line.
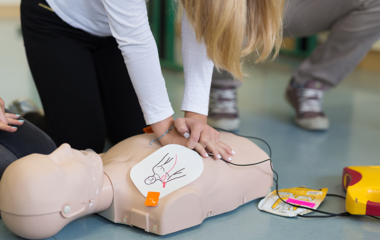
left=209, top=0, right=380, bottom=130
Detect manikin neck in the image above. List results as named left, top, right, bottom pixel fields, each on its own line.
left=93, top=173, right=114, bottom=213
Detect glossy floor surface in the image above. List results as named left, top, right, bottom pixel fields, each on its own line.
left=1, top=19, right=379, bottom=240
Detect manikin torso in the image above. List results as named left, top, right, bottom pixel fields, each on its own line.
left=0, top=132, right=272, bottom=239
left=99, top=132, right=272, bottom=235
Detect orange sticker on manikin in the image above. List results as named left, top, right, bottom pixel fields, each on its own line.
left=143, top=126, right=154, bottom=133
left=145, top=192, right=160, bottom=206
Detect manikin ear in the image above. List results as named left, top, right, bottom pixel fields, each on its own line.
left=60, top=202, right=87, bottom=219
left=49, top=143, right=75, bottom=163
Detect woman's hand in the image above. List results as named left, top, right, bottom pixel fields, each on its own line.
left=150, top=115, right=233, bottom=160
left=174, top=112, right=234, bottom=161
left=0, top=97, right=24, bottom=132
left=158, top=126, right=208, bottom=157
left=150, top=116, right=208, bottom=157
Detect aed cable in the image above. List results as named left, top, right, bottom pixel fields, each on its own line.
left=214, top=128, right=379, bottom=220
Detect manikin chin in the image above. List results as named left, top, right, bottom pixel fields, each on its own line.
left=0, top=132, right=272, bottom=239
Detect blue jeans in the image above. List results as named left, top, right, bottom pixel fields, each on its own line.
left=0, top=110, right=56, bottom=179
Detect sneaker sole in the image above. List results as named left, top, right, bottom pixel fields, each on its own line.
left=208, top=118, right=240, bottom=131
left=295, top=117, right=329, bottom=130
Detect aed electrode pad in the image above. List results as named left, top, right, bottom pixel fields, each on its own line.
left=130, top=144, right=204, bottom=198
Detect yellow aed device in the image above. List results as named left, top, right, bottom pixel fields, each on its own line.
left=342, top=166, right=380, bottom=216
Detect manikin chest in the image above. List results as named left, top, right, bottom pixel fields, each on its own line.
left=98, top=133, right=272, bottom=235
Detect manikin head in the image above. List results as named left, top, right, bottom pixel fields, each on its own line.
left=0, top=144, right=104, bottom=239
left=145, top=176, right=157, bottom=185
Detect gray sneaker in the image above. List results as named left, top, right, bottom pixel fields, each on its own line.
left=208, top=85, right=240, bottom=131
left=285, top=79, right=329, bottom=130
left=8, top=98, right=42, bottom=116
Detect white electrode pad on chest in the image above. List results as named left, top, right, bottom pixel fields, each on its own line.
left=130, top=144, right=204, bottom=198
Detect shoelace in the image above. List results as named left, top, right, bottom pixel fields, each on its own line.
left=210, top=89, right=237, bottom=114
left=298, top=88, right=324, bottom=113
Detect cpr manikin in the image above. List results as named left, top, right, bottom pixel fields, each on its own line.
left=0, top=132, right=272, bottom=239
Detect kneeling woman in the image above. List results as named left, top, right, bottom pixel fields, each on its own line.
left=19, top=0, right=284, bottom=159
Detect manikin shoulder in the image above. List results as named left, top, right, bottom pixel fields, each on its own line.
left=101, top=133, right=160, bottom=165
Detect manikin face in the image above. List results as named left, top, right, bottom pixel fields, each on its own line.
left=0, top=143, right=104, bottom=217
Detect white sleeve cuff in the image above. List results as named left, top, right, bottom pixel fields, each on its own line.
left=144, top=108, right=174, bottom=125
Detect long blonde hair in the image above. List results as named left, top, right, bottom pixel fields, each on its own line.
left=179, top=0, right=285, bottom=80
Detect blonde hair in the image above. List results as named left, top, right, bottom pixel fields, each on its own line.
left=179, top=0, right=285, bottom=80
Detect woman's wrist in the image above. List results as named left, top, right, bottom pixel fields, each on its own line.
left=150, top=116, right=175, bottom=139
left=184, top=111, right=207, bottom=123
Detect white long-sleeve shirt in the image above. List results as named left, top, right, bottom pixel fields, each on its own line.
left=46, top=0, right=214, bottom=125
